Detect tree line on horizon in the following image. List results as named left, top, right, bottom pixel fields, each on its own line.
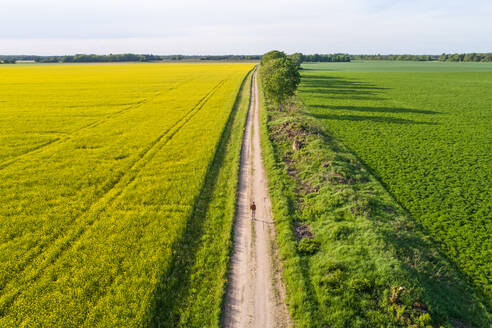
left=351, top=53, right=492, bottom=62
left=33, top=54, right=262, bottom=63
left=0, top=54, right=261, bottom=64
left=281, top=52, right=492, bottom=62
left=2, top=52, right=492, bottom=64
left=351, top=54, right=436, bottom=61
left=438, top=52, right=492, bottom=62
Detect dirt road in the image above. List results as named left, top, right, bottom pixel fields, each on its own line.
left=222, top=71, right=290, bottom=328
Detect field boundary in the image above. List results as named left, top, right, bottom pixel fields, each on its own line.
left=256, top=74, right=320, bottom=327
left=144, top=68, right=254, bottom=327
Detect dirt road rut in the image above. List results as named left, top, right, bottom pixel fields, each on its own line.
left=222, top=70, right=290, bottom=328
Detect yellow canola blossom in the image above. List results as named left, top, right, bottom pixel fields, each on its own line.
left=0, top=63, right=253, bottom=327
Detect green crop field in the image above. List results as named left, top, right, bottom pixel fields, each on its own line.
left=0, top=63, right=253, bottom=327
left=257, top=61, right=491, bottom=327
left=302, top=60, right=492, bottom=72
left=298, top=61, right=492, bottom=303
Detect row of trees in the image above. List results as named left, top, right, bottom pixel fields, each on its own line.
left=198, top=55, right=260, bottom=61
left=302, top=53, right=351, bottom=62
left=438, top=53, right=492, bottom=62
left=34, top=54, right=159, bottom=63
left=349, top=53, right=492, bottom=62
left=1, top=53, right=260, bottom=64
left=351, top=54, right=437, bottom=61
left=31, top=54, right=261, bottom=63
left=4, top=52, right=491, bottom=64
left=260, top=51, right=301, bottom=109
left=0, top=55, right=38, bottom=64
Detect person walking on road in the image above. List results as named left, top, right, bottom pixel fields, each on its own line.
left=250, top=201, right=256, bottom=220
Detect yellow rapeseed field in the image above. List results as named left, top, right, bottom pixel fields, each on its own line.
left=0, top=63, right=253, bottom=326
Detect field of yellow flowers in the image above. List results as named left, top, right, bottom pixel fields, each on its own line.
left=0, top=63, right=253, bottom=326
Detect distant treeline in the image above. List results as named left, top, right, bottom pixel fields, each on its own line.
left=2, top=53, right=492, bottom=64
left=438, top=53, right=492, bottom=62
left=34, top=54, right=158, bottom=63
left=264, top=53, right=492, bottom=63
left=301, top=53, right=351, bottom=62
left=351, top=54, right=438, bottom=61
left=0, top=55, right=35, bottom=64
left=152, top=55, right=260, bottom=61
left=0, top=54, right=260, bottom=64
left=196, top=55, right=260, bottom=61
left=350, top=53, right=492, bottom=62
left=0, top=58, right=16, bottom=64
left=0, top=53, right=349, bottom=64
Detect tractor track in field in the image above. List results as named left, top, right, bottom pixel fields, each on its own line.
left=222, top=71, right=290, bottom=328
left=0, top=80, right=226, bottom=314
left=0, top=79, right=194, bottom=171
left=0, top=79, right=225, bottom=289
left=77, top=79, right=229, bottom=320
left=0, top=95, right=154, bottom=171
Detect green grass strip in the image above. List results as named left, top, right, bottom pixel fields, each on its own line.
left=145, top=69, right=254, bottom=327
left=257, top=73, right=320, bottom=327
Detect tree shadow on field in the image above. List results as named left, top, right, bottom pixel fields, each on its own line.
left=300, top=76, right=388, bottom=101
left=301, top=75, right=387, bottom=95
left=310, top=104, right=440, bottom=115
left=306, top=112, right=438, bottom=125
left=300, top=74, right=439, bottom=125
left=144, top=73, right=250, bottom=327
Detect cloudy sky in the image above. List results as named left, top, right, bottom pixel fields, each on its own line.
left=1, top=0, right=491, bottom=55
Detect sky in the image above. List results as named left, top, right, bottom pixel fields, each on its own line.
left=1, top=0, right=491, bottom=55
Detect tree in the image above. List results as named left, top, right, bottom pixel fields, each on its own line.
left=288, top=53, right=303, bottom=69
left=261, top=50, right=286, bottom=65
left=260, top=57, right=300, bottom=109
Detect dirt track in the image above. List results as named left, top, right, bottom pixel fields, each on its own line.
left=222, top=70, right=290, bottom=328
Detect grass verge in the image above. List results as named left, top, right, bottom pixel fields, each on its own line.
left=145, top=69, right=253, bottom=327
left=257, top=75, right=490, bottom=327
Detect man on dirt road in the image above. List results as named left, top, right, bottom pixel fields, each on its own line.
left=250, top=201, right=256, bottom=220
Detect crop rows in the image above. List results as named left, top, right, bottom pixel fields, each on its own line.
left=258, top=63, right=490, bottom=327
left=297, top=62, right=492, bottom=303
left=0, top=63, right=253, bottom=326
